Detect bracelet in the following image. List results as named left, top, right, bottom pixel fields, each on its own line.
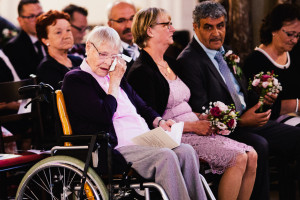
left=158, top=118, right=164, bottom=127
left=296, top=98, right=299, bottom=113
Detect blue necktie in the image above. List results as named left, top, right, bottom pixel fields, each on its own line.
left=214, top=51, right=242, bottom=112
left=126, top=45, right=136, bottom=60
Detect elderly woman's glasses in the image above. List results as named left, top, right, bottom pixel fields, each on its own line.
left=282, top=29, right=300, bottom=40
left=153, top=21, right=173, bottom=30
left=91, top=42, right=121, bottom=61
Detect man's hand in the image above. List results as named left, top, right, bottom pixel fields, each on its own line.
left=263, top=92, right=277, bottom=106
left=239, top=102, right=271, bottom=127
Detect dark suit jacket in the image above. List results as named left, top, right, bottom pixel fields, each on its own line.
left=176, top=37, right=254, bottom=114
left=62, top=69, right=159, bottom=149
left=3, top=30, right=44, bottom=79
left=123, top=48, right=135, bottom=78
left=37, top=54, right=82, bottom=90
left=127, top=49, right=178, bottom=116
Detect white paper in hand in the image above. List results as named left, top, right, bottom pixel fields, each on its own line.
left=131, top=122, right=184, bottom=149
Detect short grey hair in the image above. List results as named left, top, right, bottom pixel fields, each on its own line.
left=106, top=0, right=136, bottom=20
left=193, top=1, right=227, bottom=27
left=86, top=26, right=122, bottom=51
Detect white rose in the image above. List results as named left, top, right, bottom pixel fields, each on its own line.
left=225, top=50, right=233, bottom=57
left=2, top=28, right=9, bottom=37
left=214, top=101, right=228, bottom=111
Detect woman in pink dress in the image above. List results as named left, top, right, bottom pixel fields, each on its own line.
left=127, top=7, right=257, bottom=200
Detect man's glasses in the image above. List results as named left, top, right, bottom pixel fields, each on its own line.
left=71, top=24, right=90, bottom=33
left=109, top=16, right=134, bottom=24
left=282, top=29, right=300, bottom=40
left=20, top=13, right=43, bottom=20
left=91, top=42, right=121, bottom=61
left=153, top=21, right=173, bottom=30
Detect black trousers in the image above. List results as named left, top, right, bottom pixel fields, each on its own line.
left=230, top=120, right=300, bottom=200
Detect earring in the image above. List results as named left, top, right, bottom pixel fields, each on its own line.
left=272, top=34, right=275, bottom=37
left=46, top=43, right=50, bottom=46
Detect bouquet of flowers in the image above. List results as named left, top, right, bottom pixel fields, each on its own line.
left=202, top=101, right=239, bottom=136
left=224, top=50, right=242, bottom=78
left=248, top=71, right=282, bottom=112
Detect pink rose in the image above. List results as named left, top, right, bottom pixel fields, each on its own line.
left=252, top=79, right=260, bottom=87
left=214, top=101, right=228, bottom=111
left=261, top=75, right=272, bottom=81
left=262, top=81, right=269, bottom=88
left=219, top=130, right=231, bottom=135
left=210, top=107, right=221, bottom=117
left=225, top=50, right=233, bottom=57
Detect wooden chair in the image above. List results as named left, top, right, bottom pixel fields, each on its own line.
left=0, top=76, right=48, bottom=199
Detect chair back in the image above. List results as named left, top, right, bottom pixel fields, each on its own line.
left=0, top=75, right=45, bottom=153
left=55, top=90, right=73, bottom=146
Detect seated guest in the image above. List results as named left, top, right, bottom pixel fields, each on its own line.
left=176, top=1, right=300, bottom=199
left=127, top=7, right=257, bottom=200
left=3, top=0, right=45, bottom=80
left=36, top=10, right=82, bottom=90
left=107, top=0, right=140, bottom=77
left=62, top=4, right=89, bottom=59
left=244, top=3, right=300, bottom=126
left=62, top=26, right=207, bottom=200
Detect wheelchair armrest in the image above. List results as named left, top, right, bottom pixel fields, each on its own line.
left=59, top=132, right=109, bottom=142
left=50, top=145, right=88, bottom=156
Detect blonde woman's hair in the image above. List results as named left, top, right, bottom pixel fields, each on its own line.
left=132, top=7, right=169, bottom=48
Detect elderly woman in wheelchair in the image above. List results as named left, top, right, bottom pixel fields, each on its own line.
left=16, top=26, right=211, bottom=200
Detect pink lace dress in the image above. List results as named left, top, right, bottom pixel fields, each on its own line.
left=162, top=77, right=253, bottom=174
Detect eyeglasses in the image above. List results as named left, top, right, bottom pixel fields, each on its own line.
left=109, top=16, right=134, bottom=24
left=282, top=29, right=300, bottom=40
left=91, top=43, right=121, bottom=61
left=153, top=21, right=173, bottom=30
left=20, top=13, right=43, bottom=20
left=71, top=24, right=90, bottom=33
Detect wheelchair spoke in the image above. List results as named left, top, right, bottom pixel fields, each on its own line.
left=17, top=157, right=106, bottom=200
left=30, top=176, right=59, bottom=200
left=24, top=187, right=38, bottom=200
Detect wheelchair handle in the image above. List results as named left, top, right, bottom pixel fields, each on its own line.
left=18, top=82, right=54, bottom=95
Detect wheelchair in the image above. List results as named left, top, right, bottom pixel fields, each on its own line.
left=15, top=82, right=215, bottom=200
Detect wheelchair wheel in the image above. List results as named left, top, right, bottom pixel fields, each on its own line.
left=16, top=155, right=109, bottom=200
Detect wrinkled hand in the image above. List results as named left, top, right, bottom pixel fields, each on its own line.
left=263, top=92, right=277, bottom=106
left=239, top=102, right=271, bottom=127
left=159, top=119, right=175, bottom=132
left=197, top=113, right=208, bottom=120
left=108, top=57, right=127, bottom=98
left=109, top=57, right=126, bottom=84
left=192, top=120, right=212, bottom=136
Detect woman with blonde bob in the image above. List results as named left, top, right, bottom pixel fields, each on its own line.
left=127, top=7, right=257, bottom=200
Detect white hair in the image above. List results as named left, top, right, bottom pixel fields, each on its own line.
left=86, top=26, right=122, bottom=51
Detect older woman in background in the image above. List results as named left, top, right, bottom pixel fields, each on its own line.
left=244, top=3, right=300, bottom=125
left=127, top=7, right=257, bottom=200
left=62, top=26, right=207, bottom=200
left=36, top=10, right=82, bottom=89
